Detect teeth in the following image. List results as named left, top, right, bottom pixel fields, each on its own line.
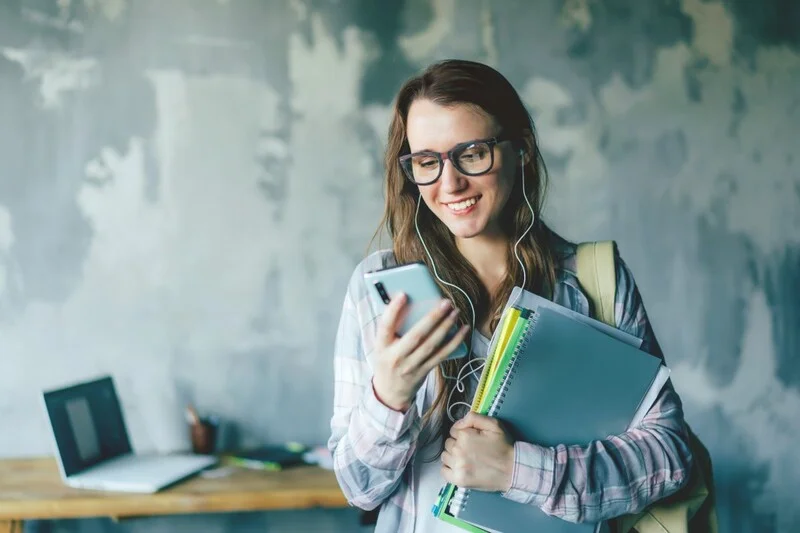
left=447, top=197, right=478, bottom=211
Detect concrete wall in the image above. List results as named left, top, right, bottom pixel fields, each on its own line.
left=1, top=0, right=798, bottom=532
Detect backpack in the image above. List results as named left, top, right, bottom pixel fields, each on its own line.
left=575, top=241, right=718, bottom=533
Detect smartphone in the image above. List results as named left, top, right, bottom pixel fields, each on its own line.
left=363, top=262, right=469, bottom=360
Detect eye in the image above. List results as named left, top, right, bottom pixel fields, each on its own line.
left=414, top=156, right=439, bottom=169
left=458, top=144, right=489, bottom=162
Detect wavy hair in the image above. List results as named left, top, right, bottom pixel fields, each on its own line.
left=373, top=59, right=559, bottom=450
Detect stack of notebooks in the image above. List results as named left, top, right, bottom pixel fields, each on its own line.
left=224, top=443, right=308, bottom=471
left=432, top=288, right=671, bottom=533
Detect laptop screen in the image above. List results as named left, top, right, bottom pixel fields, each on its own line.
left=43, top=376, right=133, bottom=477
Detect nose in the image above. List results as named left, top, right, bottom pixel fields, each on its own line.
left=439, top=158, right=467, bottom=193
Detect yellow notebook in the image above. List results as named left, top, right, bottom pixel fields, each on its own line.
left=471, top=307, right=521, bottom=410
left=432, top=306, right=531, bottom=532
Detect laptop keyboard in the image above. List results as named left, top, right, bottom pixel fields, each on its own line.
left=73, top=453, right=216, bottom=490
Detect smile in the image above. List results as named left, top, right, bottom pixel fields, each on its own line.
left=443, top=196, right=480, bottom=213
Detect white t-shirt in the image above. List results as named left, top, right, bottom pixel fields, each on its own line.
left=413, top=425, right=467, bottom=532
left=413, top=334, right=490, bottom=532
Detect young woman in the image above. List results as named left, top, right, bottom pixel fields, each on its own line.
left=328, top=59, right=693, bottom=532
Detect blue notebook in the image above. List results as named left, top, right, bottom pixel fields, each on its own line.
left=443, top=306, right=669, bottom=533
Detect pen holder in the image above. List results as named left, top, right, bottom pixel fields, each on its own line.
left=189, top=418, right=217, bottom=455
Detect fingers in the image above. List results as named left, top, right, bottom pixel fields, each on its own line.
left=377, top=296, right=469, bottom=381
left=453, top=412, right=503, bottom=433
left=440, top=448, right=467, bottom=487
left=419, top=323, right=470, bottom=375
left=452, top=411, right=479, bottom=431
left=450, top=427, right=479, bottom=443
left=444, top=437, right=456, bottom=454
left=441, top=435, right=470, bottom=487
left=442, top=438, right=458, bottom=470
left=407, top=306, right=462, bottom=368
left=441, top=439, right=457, bottom=473
left=375, top=293, right=407, bottom=348
left=441, top=458, right=455, bottom=483
left=391, top=298, right=455, bottom=356
left=441, top=449, right=452, bottom=467
left=441, top=463, right=458, bottom=486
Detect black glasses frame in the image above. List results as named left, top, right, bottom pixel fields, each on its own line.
left=398, top=134, right=511, bottom=185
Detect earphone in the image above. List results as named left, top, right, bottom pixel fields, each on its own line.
left=414, top=147, right=536, bottom=421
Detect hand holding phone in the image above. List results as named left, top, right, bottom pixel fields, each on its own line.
left=363, top=263, right=470, bottom=412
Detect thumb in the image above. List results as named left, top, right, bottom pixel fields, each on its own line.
left=454, top=412, right=502, bottom=433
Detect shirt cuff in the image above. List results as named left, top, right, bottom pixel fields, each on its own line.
left=360, top=380, right=419, bottom=441
left=502, top=441, right=556, bottom=506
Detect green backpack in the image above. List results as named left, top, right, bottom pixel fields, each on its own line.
left=576, top=241, right=718, bottom=533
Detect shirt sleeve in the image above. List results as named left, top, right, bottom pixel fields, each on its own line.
left=501, top=250, right=694, bottom=523
left=327, top=265, right=422, bottom=511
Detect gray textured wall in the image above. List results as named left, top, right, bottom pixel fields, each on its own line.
left=1, top=1, right=798, bottom=532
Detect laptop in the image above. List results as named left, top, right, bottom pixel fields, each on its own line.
left=41, top=375, right=217, bottom=493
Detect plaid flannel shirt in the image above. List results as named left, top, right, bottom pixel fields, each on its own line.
left=328, top=242, right=693, bottom=532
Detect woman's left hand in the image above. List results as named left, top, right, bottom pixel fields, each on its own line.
left=441, top=412, right=515, bottom=492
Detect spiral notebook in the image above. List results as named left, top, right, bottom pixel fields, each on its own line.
left=434, top=299, right=670, bottom=533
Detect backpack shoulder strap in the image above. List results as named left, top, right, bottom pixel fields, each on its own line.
left=576, top=241, right=718, bottom=533
left=575, top=241, right=616, bottom=326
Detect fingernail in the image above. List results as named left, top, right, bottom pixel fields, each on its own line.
left=440, top=299, right=452, bottom=311
left=449, top=308, right=459, bottom=320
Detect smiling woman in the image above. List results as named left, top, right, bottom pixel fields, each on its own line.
left=327, top=59, right=693, bottom=533
left=405, top=100, right=516, bottom=242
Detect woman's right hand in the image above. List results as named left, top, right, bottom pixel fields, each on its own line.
left=371, top=293, right=469, bottom=412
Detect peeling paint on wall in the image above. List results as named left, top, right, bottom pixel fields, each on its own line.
left=82, top=0, right=127, bottom=21
left=599, top=40, right=800, bottom=256
left=561, top=0, right=594, bottom=32
left=21, top=6, right=85, bottom=34
left=681, top=0, right=734, bottom=67
left=284, top=11, right=384, bottom=321
left=672, top=288, right=800, bottom=531
left=1, top=48, right=99, bottom=109
left=398, top=0, right=455, bottom=62
left=480, top=0, right=497, bottom=67
left=141, top=70, right=284, bottom=354
left=520, top=77, right=610, bottom=236
left=0, top=205, right=12, bottom=252
left=0, top=205, right=12, bottom=297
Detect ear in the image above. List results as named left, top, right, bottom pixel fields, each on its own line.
left=517, top=130, right=535, bottom=166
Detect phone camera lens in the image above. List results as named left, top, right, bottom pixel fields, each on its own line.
left=374, top=282, right=391, bottom=304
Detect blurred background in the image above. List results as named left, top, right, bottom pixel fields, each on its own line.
left=0, top=0, right=798, bottom=532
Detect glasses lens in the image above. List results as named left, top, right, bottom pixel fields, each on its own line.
left=404, top=153, right=441, bottom=183
left=455, top=142, right=492, bottom=175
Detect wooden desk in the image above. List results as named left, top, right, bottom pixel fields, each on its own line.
left=0, top=457, right=348, bottom=532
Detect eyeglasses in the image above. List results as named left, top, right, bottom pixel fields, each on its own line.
left=398, top=135, right=510, bottom=185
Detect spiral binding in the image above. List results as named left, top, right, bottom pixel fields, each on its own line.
left=449, top=311, right=539, bottom=517
left=488, top=311, right=537, bottom=417
left=450, top=486, right=469, bottom=517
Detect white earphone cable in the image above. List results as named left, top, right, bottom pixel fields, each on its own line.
left=508, top=148, right=535, bottom=310
left=414, top=148, right=535, bottom=422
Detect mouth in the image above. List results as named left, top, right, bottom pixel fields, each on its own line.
left=443, top=195, right=480, bottom=214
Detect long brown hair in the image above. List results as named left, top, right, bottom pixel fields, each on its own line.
left=374, top=59, right=559, bottom=447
